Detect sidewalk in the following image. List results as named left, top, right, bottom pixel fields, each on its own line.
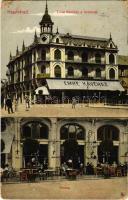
left=1, top=103, right=128, bottom=117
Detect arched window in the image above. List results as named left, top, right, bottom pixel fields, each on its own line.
left=54, top=65, right=61, bottom=78
left=22, top=126, right=31, bottom=138
left=82, top=52, right=88, bottom=62
left=109, top=68, right=115, bottom=79
left=109, top=54, right=115, bottom=64
left=82, top=67, right=88, bottom=78
left=41, top=50, right=46, bottom=60
left=40, top=124, right=48, bottom=139
left=54, top=49, right=61, bottom=60
left=60, top=123, right=85, bottom=140
left=96, top=68, right=101, bottom=78
left=97, top=125, right=119, bottom=141
left=41, top=65, right=46, bottom=73
left=56, top=38, right=59, bottom=43
left=34, top=52, right=36, bottom=62
left=95, top=54, right=101, bottom=63
left=22, top=121, right=49, bottom=139
left=67, top=66, right=74, bottom=76
left=67, top=51, right=74, bottom=60
left=97, top=125, right=119, bottom=164
left=110, top=44, right=113, bottom=49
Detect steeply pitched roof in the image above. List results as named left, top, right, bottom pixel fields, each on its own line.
left=61, top=33, right=108, bottom=41
left=58, top=33, right=109, bottom=47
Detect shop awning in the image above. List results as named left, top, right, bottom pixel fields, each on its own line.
left=46, top=79, right=124, bottom=91
left=1, top=133, right=14, bottom=154
left=35, top=86, right=49, bottom=95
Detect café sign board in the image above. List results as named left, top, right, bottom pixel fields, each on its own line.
left=46, top=79, right=124, bottom=91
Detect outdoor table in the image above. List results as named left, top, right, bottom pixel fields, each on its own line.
left=20, top=168, right=38, bottom=182
left=44, top=169, right=55, bottom=178
left=66, top=168, right=77, bottom=180
left=94, top=167, right=103, bottom=176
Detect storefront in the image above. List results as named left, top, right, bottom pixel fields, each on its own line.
left=1, top=117, right=128, bottom=170
left=44, top=79, right=125, bottom=104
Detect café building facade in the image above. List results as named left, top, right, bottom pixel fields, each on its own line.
left=6, top=2, right=125, bottom=103
left=1, top=117, right=128, bottom=170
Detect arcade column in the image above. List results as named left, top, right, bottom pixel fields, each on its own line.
left=12, top=118, right=22, bottom=170
left=48, top=118, right=57, bottom=169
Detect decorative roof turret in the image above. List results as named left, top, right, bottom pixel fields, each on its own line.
left=34, top=30, right=38, bottom=43
left=16, top=45, right=19, bottom=55
left=109, top=32, right=112, bottom=41
left=39, top=0, right=54, bottom=34
left=56, top=27, right=59, bottom=34
left=22, top=40, right=25, bottom=51
left=10, top=52, right=12, bottom=60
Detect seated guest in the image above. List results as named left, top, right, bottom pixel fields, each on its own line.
left=61, top=162, right=68, bottom=175
left=112, top=161, right=117, bottom=168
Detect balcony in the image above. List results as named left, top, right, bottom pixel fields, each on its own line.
left=37, top=57, right=50, bottom=62
left=37, top=73, right=50, bottom=79
left=65, top=59, right=105, bottom=65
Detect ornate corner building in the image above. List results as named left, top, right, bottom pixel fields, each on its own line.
left=5, top=2, right=128, bottom=103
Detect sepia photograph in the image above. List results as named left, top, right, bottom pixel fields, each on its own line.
left=1, top=0, right=128, bottom=199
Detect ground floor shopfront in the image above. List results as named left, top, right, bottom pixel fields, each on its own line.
left=1, top=117, right=128, bottom=170
left=4, top=78, right=128, bottom=105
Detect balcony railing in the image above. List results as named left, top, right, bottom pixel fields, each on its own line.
left=37, top=57, right=50, bottom=62
left=37, top=73, right=50, bottom=78
left=65, top=59, right=105, bottom=64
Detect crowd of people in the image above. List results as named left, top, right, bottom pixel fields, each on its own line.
left=60, top=161, right=128, bottom=177
left=0, top=160, right=127, bottom=182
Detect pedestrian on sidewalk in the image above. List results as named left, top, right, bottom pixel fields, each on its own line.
left=5, top=96, right=14, bottom=114
left=15, top=98, right=18, bottom=112
left=72, top=97, right=77, bottom=109
left=25, top=95, right=30, bottom=111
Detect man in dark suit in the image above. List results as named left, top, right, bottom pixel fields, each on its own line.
left=5, top=97, right=14, bottom=114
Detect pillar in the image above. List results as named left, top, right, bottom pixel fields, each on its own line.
left=12, top=118, right=22, bottom=170
left=55, top=122, right=61, bottom=168
left=48, top=118, right=57, bottom=169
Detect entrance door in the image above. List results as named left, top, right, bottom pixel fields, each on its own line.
left=38, top=144, right=48, bottom=164
left=78, top=145, right=84, bottom=165
left=98, top=146, right=118, bottom=164
left=60, top=142, right=84, bottom=168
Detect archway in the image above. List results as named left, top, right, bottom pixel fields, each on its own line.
left=60, top=123, right=85, bottom=168
left=82, top=67, right=88, bottom=78
left=95, top=53, right=101, bottom=63
left=54, top=65, right=61, bottom=78
left=67, top=66, right=74, bottom=77
left=96, top=68, right=101, bottom=78
left=22, top=121, right=49, bottom=167
left=67, top=51, right=74, bottom=60
left=97, top=125, right=119, bottom=164
left=82, top=52, right=88, bottom=62
left=54, top=49, right=61, bottom=60
left=109, top=54, right=115, bottom=64
left=109, top=68, right=115, bottom=80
